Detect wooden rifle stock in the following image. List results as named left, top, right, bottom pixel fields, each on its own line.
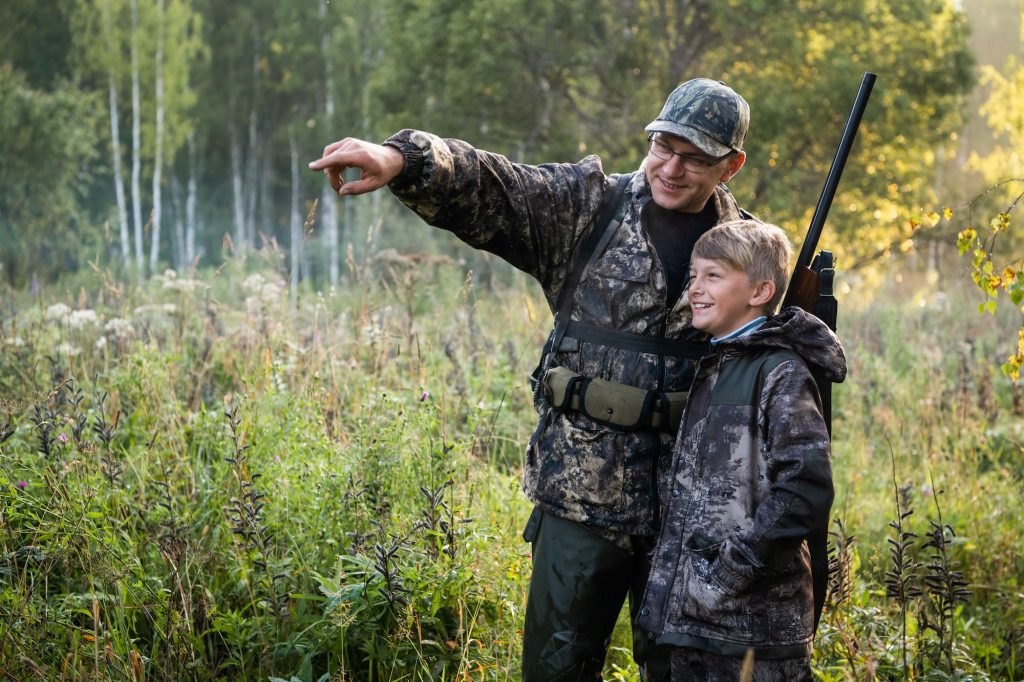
left=783, top=72, right=876, bottom=316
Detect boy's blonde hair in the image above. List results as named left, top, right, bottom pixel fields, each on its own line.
left=692, top=219, right=792, bottom=314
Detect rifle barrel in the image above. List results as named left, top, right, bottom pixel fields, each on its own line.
left=793, top=72, right=877, bottom=271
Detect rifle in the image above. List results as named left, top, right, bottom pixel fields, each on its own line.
left=783, top=71, right=876, bottom=319
left=781, top=72, right=876, bottom=632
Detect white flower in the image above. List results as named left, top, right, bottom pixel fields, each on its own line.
left=134, top=303, right=179, bottom=317
left=56, top=342, right=81, bottom=357
left=243, top=274, right=266, bottom=294
left=69, top=309, right=99, bottom=330
left=95, top=336, right=108, bottom=351
left=245, top=296, right=263, bottom=318
left=45, top=303, right=70, bottom=321
left=105, top=318, right=136, bottom=338
left=164, top=277, right=204, bottom=293
left=260, top=282, right=283, bottom=304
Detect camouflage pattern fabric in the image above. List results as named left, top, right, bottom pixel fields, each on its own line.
left=636, top=306, right=847, bottom=657
left=385, top=128, right=752, bottom=537
left=663, top=648, right=812, bottom=682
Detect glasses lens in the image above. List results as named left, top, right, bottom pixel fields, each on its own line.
left=648, top=136, right=716, bottom=175
left=649, top=138, right=671, bottom=160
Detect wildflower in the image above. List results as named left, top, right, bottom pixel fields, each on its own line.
left=105, top=318, right=136, bottom=339
left=56, top=342, right=81, bottom=357
left=134, top=303, right=178, bottom=317
left=243, top=273, right=265, bottom=292
left=165, top=277, right=203, bottom=293
left=45, top=303, right=71, bottom=322
left=69, top=309, right=99, bottom=329
left=95, top=337, right=108, bottom=351
left=163, top=269, right=205, bottom=293
left=58, top=433, right=69, bottom=444
left=260, top=281, right=283, bottom=304
left=420, top=390, right=429, bottom=402
left=17, top=481, right=27, bottom=489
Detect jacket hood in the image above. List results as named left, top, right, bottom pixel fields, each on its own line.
left=724, top=306, right=847, bottom=383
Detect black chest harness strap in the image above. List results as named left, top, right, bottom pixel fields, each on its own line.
left=530, top=172, right=711, bottom=428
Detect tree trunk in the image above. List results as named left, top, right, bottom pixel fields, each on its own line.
left=288, top=126, right=302, bottom=306
left=149, top=0, right=165, bottom=274
left=319, top=0, right=340, bottom=286
left=259, top=136, right=271, bottom=244
left=186, top=132, right=197, bottom=267
left=244, top=25, right=261, bottom=248
left=228, top=87, right=246, bottom=251
left=102, top=0, right=130, bottom=265
left=130, top=0, right=144, bottom=279
left=171, top=176, right=186, bottom=270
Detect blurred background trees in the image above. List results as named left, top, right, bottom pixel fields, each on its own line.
left=0, top=0, right=1019, bottom=289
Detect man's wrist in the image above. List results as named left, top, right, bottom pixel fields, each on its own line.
left=382, top=132, right=426, bottom=189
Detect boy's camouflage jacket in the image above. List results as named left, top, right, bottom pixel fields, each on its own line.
left=636, top=307, right=847, bottom=658
left=384, top=129, right=750, bottom=536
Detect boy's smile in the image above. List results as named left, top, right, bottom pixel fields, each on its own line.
left=688, top=257, right=772, bottom=338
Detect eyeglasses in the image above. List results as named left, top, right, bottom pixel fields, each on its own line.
left=647, top=134, right=732, bottom=174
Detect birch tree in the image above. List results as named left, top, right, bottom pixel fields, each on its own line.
left=101, top=0, right=131, bottom=263
left=149, top=0, right=165, bottom=273
left=319, top=0, right=340, bottom=286
left=129, top=0, right=144, bottom=278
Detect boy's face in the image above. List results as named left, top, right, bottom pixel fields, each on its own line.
left=687, top=257, right=773, bottom=338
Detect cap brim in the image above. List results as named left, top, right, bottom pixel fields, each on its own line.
left=645, top=121, right=734, bottom=158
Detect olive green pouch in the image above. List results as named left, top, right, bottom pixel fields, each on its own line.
left=542, top=366, right=688, bottom=433
left=542, top=366, right=583, bottom=411
left=579, top=377, right=655, bottom=430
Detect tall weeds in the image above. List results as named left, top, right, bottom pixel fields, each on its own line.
left=0, top=255, right=1021, bottom=680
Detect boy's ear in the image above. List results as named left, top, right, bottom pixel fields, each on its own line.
left=749, top=279, right=775, bottom=309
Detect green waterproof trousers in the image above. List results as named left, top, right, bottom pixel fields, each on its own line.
left=521, top=507, right=661, bottom=681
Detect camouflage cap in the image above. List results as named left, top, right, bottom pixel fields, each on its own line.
left=645, top=78, right=749, bottom=157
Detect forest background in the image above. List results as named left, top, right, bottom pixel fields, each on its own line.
left=1, top=0, right=1023, bottom=680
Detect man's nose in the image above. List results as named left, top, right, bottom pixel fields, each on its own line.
left=662, top=154, right=689, bottom=175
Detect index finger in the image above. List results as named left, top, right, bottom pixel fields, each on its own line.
left=308, top=149, right=350, bottom=172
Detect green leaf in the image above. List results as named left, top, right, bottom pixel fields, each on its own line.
left=1009, top=282, right=1024, bottom=308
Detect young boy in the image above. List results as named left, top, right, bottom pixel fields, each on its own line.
left=635, top=219, right=847, bottom=681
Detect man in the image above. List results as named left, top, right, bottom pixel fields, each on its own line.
left=310, top=78, right=754, bottom=680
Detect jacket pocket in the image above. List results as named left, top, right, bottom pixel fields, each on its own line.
left=670, top=546, right=768, bottom=644
left=587, top=251, right=652, bottom=284
left=529, top=411, right=626, bottom=510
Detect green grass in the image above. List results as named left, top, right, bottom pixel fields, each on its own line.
left=0, top=255, right=1021, bottom=681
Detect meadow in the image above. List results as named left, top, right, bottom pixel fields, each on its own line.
left=1, top=247, right=1021, bottom=681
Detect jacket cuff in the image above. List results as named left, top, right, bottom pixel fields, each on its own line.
left=383, top=130, right=427, bottom=190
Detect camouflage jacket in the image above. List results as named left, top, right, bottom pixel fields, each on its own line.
left=385, top=129, right=750, bottom=535
left=635, top=307, right=847, bottom=658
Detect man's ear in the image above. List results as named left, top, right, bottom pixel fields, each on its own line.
left=749, top=279, right=775, bottom=309
left=720, top=151, right=746, bottom=183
